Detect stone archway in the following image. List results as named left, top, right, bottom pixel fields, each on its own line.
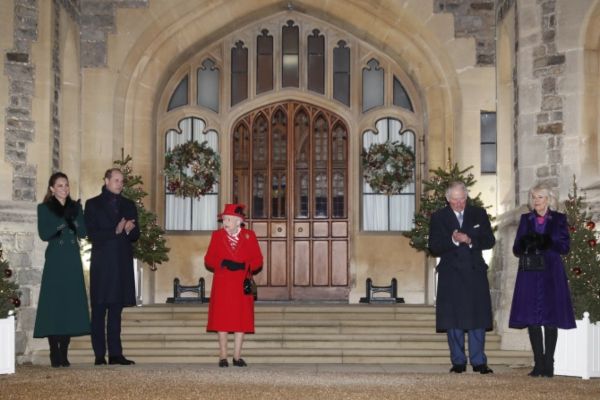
left=109, top=0, right=466, bottom=303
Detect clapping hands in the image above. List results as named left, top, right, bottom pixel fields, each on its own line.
left=116, top=218, right=136, bottom=235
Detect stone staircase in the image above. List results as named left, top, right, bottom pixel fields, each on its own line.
left=33, top=304, right=531, bottom=366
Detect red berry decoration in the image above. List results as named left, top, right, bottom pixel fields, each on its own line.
left=3, top=268, right=12, bottom=278
left=572, top=267, right=582, bottom=276
left=569, top=226, right=576, bottom=233
left=11, top=297, right=21, bottom=308
left=589, top=239, right=597, bottom=247
left=586, top=221, right=596, bottom=230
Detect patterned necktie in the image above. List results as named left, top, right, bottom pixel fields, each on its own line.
left=457, top=211, right=464, bottom=227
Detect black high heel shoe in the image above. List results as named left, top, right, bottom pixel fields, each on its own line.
left=232, top=358, right=247, bottom=367
left=218, top=359, right=229, bottom=367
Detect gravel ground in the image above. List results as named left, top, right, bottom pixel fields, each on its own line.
left=1, top=364, right=599, bottom=400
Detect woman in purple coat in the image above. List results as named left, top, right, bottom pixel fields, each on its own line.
left=509, top=182, right=576, bottom=378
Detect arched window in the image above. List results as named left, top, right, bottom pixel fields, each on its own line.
left=165, top=117, right=219, bottom=231
left=362, top=59, right=384, bottom=112
left=167, top=75, right=188, bottom=111
left=197, top=59, right=219, bottom=112
left=362, top=118, right=416, bottom=231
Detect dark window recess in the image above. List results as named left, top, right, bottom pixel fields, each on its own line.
left=256, top=29, right=273, bottom=94
left=362, top=59, right=384, bottom=112
left=307, top=29, right=325, bottom=94
left=282, top=20, right=299, bottom=87
left=167, top=75, right=188, bottom=111
left=393, top=76, right=413, bottom=111
left=480, top=111, right=497, bottom=174
left=231, top=41, right=248, bottom=106
left=333, top=41, right=350, bottom=106
left=197, top=59, right=220, bottom=112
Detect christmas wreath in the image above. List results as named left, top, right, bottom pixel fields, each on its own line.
left=164, top=141, right=220, bottom=199
left=362, top=141, right=415, bottom=195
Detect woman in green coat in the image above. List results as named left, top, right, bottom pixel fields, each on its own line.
left=34, top=172, right=90, bottom=367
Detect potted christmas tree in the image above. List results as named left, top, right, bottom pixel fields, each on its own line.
left=403, top=163, right=494, bottom=303
left=554, top=177, right=600, bottom=379
left=113, top=154, right=170, bottom=304
left=0, top=244, right=20, bottom=374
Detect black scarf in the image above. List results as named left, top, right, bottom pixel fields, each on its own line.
left=46, top=196, right=76, bottom=218
left=101, top=185, right=121, bottom=215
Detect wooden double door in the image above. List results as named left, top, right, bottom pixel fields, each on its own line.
left=232, top=101, right=349, bottom=300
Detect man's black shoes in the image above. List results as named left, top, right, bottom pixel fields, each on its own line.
left=94, top=357, right=107, bottom=365
left=449, top=364, right=466, bottom=373
left=108, top=355, right=135, bottom=365
left=473, top=364, right=494, bottom=374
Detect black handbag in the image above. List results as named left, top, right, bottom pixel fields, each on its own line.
left=243, top=269, right=257, bottom=299
left=518, top=249, right=545, bottom=271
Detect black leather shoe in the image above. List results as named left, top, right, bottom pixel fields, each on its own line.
left=449, top=364, right=466, bottom=373
left=528, top=366, right=543, bottom=377
left=94, top=357, right=107, bottom=365
left=473, top=364, right=494, bottom=374
left=218, top=359, right=229, bottom=368
left=108, top=355, right=135, bottom=365
left=232, top=358, right=247, bottom=367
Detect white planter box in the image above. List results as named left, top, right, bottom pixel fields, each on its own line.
left=555, top=312, right=600, bottom=379
left=0, top=315, right=15, bottom=375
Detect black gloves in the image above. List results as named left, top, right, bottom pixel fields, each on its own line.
left=64, top=200, right=80, bottom=232
left=520, top=233, right=552, bottom=251
left=221, top=259, right=245, bottom=271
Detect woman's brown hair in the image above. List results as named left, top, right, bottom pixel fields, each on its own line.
left=43, top=172, right=69, bottom=203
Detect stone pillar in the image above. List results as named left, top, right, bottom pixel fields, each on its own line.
left=490, top=207, right=530, bottom=350
left=517, top=0, right=566, bottom=202
left=4, top=0, right=39, bottom=202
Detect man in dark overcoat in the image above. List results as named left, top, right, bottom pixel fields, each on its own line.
left=428, top=181, right=495, bottom=374
left=85, top=168, right=139, bottom=366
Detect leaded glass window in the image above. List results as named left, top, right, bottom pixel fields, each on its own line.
left=362, top=59, right=384, bottom=112
left=231, top=41, right=248, bottom=106
left=333, top=41, right=350, bottom=106
left=167, top=75, right=188, bottom=111
left=307, top=29, right=325, bottom=94
left=393, top=76, right=413, bottom=112
left=165, top=117, right=218, bottom=231
left=282, top=20, right=299, bottom=87
left=257, top=29, right=273, bottom=94
left=197, top=59, right=219, bottom=112
left=362, top=118, right=415, bottom=231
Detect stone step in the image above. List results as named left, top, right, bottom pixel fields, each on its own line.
left=34, top=350, right=530, bottom=366
left=70, top=333, right=501, bottom=343
left=30, top=304, right=531, bottom=367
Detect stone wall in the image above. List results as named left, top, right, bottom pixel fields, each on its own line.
left=79, top=0, right=148, bottom=68
left=434, top=0, right=495, bottom=65
left=516, top=0, right=567, bottom=203
left=51, top=0, right=61, bottom=171
left=0, top=201, right=43, bottom=360
left=4, top=0, right=38, bottom=202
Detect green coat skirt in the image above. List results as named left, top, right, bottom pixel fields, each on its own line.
left=33, top=202, right=90, bottom=338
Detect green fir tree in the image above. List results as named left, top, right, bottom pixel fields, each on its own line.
left=403, top=163, right=494, bottom=256
left=0, top=244, right=20, bottom=318
left=114, top=154, right=170, bottom=271
left=562, top=177, right=600, bottom=322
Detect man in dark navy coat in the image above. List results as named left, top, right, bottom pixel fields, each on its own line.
left=428, top=181, right=495, bottom=374
left=85, top=168, right=139, bottom=366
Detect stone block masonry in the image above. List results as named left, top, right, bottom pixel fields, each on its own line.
left=434, top=0, right=496, bottom=66
left=4, top=0, right=38, bottom=202
left=532, top=0, right=565, bottom=185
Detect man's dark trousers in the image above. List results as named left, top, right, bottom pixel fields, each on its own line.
left=91, top=303, right=124, bottom=357
left=447, top=328, right=487, bottom=366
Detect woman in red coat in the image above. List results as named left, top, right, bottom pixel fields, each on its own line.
left=205, top=204, right=263, bottom=367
